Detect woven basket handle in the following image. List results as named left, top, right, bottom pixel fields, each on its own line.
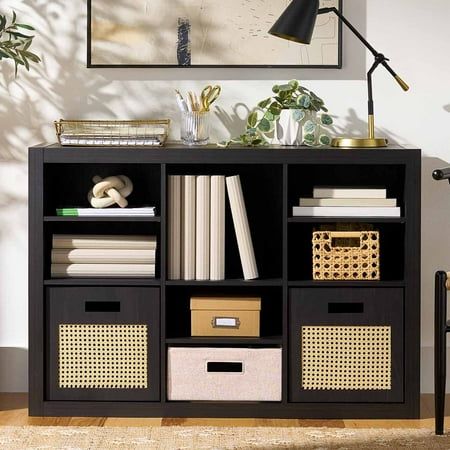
left=328, top=231, right=363, bottom=239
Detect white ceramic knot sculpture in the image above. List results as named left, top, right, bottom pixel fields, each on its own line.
left=88, top=175, right=133, bottom=208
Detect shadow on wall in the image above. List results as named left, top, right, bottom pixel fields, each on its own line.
left=0, top=0, right=118, bottom=162
left=0, top=348, right=27, bottom=393
left=333, top=108, right=402, bottom=145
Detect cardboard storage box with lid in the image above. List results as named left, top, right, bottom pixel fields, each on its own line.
left=190, top=297, right=261, bottom=337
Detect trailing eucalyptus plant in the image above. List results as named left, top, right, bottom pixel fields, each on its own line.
left=0, top=11, right=40, bottom=76
left=219, top=80, right=333, bottom=147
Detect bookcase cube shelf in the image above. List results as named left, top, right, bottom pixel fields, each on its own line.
left=288, top=222, right=405, bottom=282
left=44, top=221, right=161, bottom=280
left=165, top=286, right=283, bottom=340
left=43, top=163, right=161, bottom=215
left=29, top=145, right=420, bottom=419
left=287, top=164, right=406, bottom=216
left=167, top=164, right=283, bottom=280
left=289, top=287, right=404, bottom=403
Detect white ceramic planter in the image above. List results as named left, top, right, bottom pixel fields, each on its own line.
left=273, top=109, right=301, bottom=145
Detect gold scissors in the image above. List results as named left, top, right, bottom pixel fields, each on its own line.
left=201, top=85, right=221, bottom=111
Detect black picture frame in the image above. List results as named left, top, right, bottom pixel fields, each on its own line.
left=87, top=0, right=343, bottom=69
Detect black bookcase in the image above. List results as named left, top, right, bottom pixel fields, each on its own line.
left=29, top=144, right=421, bottom=418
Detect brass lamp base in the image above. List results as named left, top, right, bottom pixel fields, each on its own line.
left=331, top=137, right=389, bottom=148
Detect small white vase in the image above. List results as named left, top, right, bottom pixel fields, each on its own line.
left=273, top=109, right=301, bottom=145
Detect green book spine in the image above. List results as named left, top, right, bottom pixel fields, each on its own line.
left=56, top=209, right=79, bottom=216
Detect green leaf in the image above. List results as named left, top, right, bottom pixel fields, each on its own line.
left=217, top=141, right=230, bottom=148
left=321, top=114, right=333, bottom=126
left=288, top=79, right=299, bottom=89
left=258, top=98, right=272, bottom=109
left=303, top=120, right=317, bottom=134
left=12, top=11, right=16, bottom=24
left=22, top=51, right=40, bottom=63
left=303, top=134, right=318, bottom=147
left=0, top=50, right=11, bottom=59
left=8, top=31, right=34, bottom=39
left=247, top=111, right=258, bottom=128
left=20, top=53, right=30, bottom=70
left=23, top=39, right=32, bottom=51
left=269, top=104, right=282, bottom=116
left=264, top=111, right=275, bottom=122
left=297, top=94, right=311, bottom=109
left=319, top=134, right=332, bottom=146
left=272, top=85, right=280, bottom=94
left=292, top=109, right=306, bottom=122
left=15, top=23, right=35, bottom=30
left=278, top=84, right=292, bottom=92
left=257, top=118, right=273, bottom=133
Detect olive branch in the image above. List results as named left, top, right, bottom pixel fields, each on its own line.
left=0, top=11, right=41, bottom=76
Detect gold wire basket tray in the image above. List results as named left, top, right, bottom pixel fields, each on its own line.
left=54, top=119, right=170, bottom=147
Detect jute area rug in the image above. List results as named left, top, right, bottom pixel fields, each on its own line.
left=0, top=426, right=449, bottom=449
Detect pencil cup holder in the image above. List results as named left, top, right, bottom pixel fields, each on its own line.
left=180, top=111, right=210, bottom=146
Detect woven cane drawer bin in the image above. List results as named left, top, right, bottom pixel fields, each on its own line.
left=312, top=231, right=380, bottom=280
left=167, top=347, right=282, bottom=401
left=46, top=286, right=160, bottom=401
left=289, top=288, right=404, bottom=403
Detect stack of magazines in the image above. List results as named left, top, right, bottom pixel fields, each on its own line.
left=51, top=234, right=157, bottom=278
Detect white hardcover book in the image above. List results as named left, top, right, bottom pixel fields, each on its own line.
left=210, top=176, right=225, bottom=281
left=313, top=187, right=387, bottom=199
left=51, top=249, right=156, bottom=264
left=168, top=175, right=182, bottom=280
left=51, top=264, right=155, bottom=278
left=299, top=198, right=397, bottom=207
left=226, top=175, right=258, bottom=280
left=52, top=235, right=157, bottom=250
left=195, top=176, right=210, bottom=280
left=292, top=206, right=401, bottom=217
left=181, top=175, right=196, bottom=280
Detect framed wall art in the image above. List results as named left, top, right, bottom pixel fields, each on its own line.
left=87, top=0, right=342, bottom=68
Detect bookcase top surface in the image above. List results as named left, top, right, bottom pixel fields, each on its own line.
left=31, top=143, right=421, bottom=165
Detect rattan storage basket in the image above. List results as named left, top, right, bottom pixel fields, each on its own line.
left=312, top=230, right=380, bottom=280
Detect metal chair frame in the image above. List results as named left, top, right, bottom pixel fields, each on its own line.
left=433, top=166, right=450, bottom=435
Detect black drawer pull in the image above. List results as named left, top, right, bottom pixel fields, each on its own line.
left=328, top=302, right=364, bottom=314
left=207, top=362, right=243, bottom=373
left=85, top=301, right=120, bottom=313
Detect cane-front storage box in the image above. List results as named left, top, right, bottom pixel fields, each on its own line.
left=167, top=347, right=282, bottom=401
left=190, top=297, right=261, bottom=337
left=289, top=287, right=404, bottom=403
left=46, top=286, right=160, bottom=401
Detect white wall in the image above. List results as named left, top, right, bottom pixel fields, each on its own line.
left=0, top=0, right=449, bottom=393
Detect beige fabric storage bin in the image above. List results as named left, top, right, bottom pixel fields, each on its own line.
left=167, top=347, right=282, bottom=401
left=190, top=297, right=261, bottom=337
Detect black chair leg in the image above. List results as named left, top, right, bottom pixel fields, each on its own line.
left=435, top=271, right=448, bottom=435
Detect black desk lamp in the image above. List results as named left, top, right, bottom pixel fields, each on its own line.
left=269, top=0, right=409, bottom=148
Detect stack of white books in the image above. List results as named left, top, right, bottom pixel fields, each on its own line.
left=168, top=174, right=258, bottom=281
left=293, top=186, right=401, bottom=217
left=51, top=235, right=157, bottom=277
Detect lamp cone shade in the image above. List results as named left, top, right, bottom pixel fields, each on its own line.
left=269, top=0, right=320, bottom=44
